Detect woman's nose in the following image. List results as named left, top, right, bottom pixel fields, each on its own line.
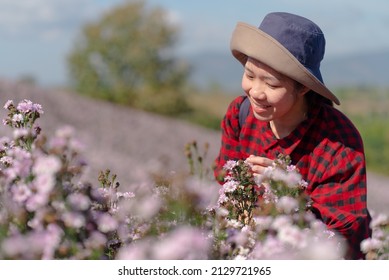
left=249, top=82, right=266, bottom=99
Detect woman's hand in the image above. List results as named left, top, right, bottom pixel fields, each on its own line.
left=246, top=155, right=274, bottom=175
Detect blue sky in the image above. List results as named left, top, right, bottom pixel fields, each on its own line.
left=1, top=0, right=388, bottom=87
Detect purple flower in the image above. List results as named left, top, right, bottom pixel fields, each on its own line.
left=67, top=193, right=91, bottom=211
left=16, top=99, right=43, bottom=115
left=97, top=213, right=118, bottom=233
left=152, top=226, right=211, bottom=259
left=62, top=212, right=86, bottom=229
left=222, top=180, right=238, bottom=193
left=223, top=160, right=238, bottom=171
left=3, top=100, right=13, bottom=109
left=10, top=183, right=32, bottom=203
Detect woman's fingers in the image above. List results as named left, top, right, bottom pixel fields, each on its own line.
left=246, top=155, right=273, bottom=166
left=246, top=155, right=274, bottom=175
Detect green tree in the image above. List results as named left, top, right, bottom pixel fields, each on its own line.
left=67, top=0, right=191, bottom=115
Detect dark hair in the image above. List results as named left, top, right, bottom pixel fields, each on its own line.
left=293, top=80, right=334, bottom=107
left=306, top=90, right=334, bottom=107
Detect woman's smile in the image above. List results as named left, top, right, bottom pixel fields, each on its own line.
left=250, top=98, right=271, bottom=113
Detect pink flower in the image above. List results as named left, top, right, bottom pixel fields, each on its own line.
left=62, top=212, right=86, bottom=229
left=116, top=240, right=151, bottom=259
left=12, top=114, right=23, bottom=123
left=370, top=213, right=389, bottom=228
left=16, top=99, right=43, bottom=114
left=97, top=213, right=118, bottom=233
left=223, top=160, right=238, bottom=170
left=33, top=155, right=61, bottom=175
left=25, top=192, right=49, bottom=212
left=222, top=180, right=238, bottom=193
left=3, top=100, right=13, bottom=109
left=84, top=232, right=107, bottom=250
left=152, top=226, right=210, bottom=259
left=276, top=196, right=299, bottom=214
left=360, top=238, right=384, bottom=253
left=34, top=173, right=56, bottom=194
left=11, top=183, right=32, bottom=203
left=277, top=225, right=306, bottom=248
left=67, top=193, right=91, bottom=211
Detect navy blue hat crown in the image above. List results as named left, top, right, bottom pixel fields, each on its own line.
left=259, top=12, right=325, bottom=83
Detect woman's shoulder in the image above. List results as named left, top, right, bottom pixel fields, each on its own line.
left=318, top=104, right=364, bottom=148
left=224, top=95, right=247, bottom=117
left=228, top=95, right=247, bottom=108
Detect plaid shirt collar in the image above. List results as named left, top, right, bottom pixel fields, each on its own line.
left=250, top=103, right=321, bottom=152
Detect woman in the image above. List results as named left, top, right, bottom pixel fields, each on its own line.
left=214, top=12, right=371, bottom=259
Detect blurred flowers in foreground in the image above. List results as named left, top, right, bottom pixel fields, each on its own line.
left=0, top=99, right=387, bottom=260
left=360, top=211, right=389, bottom=260
left=213, top=155, right=344, bottom=259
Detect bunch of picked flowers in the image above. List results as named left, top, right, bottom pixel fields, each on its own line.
left=218, top=154, right=309, bottom=225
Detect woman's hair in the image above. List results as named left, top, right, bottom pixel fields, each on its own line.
left=307, top=90, right=334, bottom=107
left=294, top=80, right=334, bottom=107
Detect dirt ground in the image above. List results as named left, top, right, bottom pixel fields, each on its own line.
left=1, top=79, right=387, bottom=215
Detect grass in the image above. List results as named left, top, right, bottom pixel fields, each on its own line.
left=335, top=88, right=389, bottom=175
left=180, top=91, right=236, bottom=130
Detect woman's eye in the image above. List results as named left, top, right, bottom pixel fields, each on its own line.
left=245, top=73, right=254, bottom=80
left=266, top=83, right=278, bottom=89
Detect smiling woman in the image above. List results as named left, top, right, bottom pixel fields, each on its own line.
left=214, top=12, right=372, bottom=259
left=241, top=58, right=309, bottom=139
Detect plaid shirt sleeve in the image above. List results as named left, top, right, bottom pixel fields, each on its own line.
left=305, top=108, right=371, bottom=259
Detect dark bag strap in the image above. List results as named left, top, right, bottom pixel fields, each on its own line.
left=238, top=96, right=250, bottom=128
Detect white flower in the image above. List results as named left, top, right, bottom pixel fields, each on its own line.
left=276, top=196, right=299, bottom=214
left=253, top=216, right=273, bottom=232
left=26, top=192, right=50, bottom=211
left=284, top=171, right=302, bottom=188
left=277, top=224, right=306, bottom=248
left=217, top=192, right=228, bottom=205
left=222, top=180, right=238, bottom=193
left=370, top=213, right=389, bottom=228
left=216, top=207, right=229, bottom=217
left=13, top=128, right=29, bottom=139
left=360, top=238, right=384, bottom=253
left=152, top=226, right=210, bottom=259
left=223, top=160, right=237, bottom=171
left=11, top=183, right=32, bottom=203
left=116, top=191, right=135, bottom=199
left=0, top=156, right=13, bottom=165
left=34, top=173, right=56, bottom=194
left=271, top=215, right=292, bottom=231
left=97, top=213, right=118, bottom=233
left=301, top=234, right=345, bottom=260
left=33, top=155, right=61, bottom=175
left=4, top=100, right=13, bottom=109
left=62, top=212, right=86, bottom=229
left=12, top=113, right=23, bottom=123
left=67, top=193, right=91, bottom=211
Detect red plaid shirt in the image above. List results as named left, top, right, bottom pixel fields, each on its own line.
left=214, top=95, right=372, bottom=259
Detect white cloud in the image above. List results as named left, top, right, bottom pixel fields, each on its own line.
left=0, top=0, right=117, bottom=41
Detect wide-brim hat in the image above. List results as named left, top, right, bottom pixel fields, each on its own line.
left=231, top=12, right=340, bottom=105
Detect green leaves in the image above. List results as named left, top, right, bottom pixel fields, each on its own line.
left=67, top=1, right=191, bottom=116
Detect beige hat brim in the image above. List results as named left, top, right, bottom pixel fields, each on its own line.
left=231, top=22, right=340, bottom=105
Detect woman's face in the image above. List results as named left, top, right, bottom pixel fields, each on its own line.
left=242, top=57, right=306, bottom=122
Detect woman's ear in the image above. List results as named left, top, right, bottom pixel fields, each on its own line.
left=299, top=85, right=310, bottom=96
left=294, top=81, right=310, bottom=97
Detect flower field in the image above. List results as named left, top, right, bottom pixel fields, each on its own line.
left=0, top=99, right=388, bottom=260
